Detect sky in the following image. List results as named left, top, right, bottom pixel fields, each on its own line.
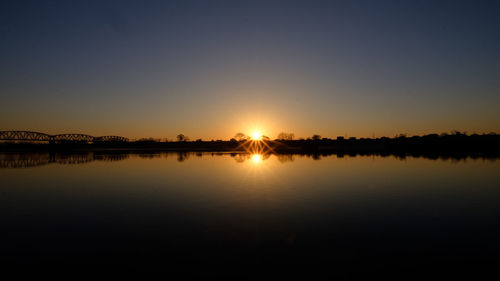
left=1, top=0, right=499, bottom=140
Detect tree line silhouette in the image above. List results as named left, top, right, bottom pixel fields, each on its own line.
left=1, top=131, right=499, bottom=156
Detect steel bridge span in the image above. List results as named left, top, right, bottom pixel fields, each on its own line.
left=0, top=131, right=128, bottom=143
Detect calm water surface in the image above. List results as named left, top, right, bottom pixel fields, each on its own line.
left=1, top=152, right=499, bottom=279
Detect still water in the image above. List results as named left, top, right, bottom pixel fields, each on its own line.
left=1, top=152, right=500, bottom=279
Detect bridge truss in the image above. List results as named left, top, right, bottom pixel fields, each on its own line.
left=0, top=131, right=129, bottom=143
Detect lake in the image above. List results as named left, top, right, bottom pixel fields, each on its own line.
left=1, top=152, right=499, bottom=279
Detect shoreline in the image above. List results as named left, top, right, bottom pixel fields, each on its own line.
left=1, top=141, right=499, bottom=160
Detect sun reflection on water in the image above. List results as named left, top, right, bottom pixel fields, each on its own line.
left=252, top=154, right=263, bottom=163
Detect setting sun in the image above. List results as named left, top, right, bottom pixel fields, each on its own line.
left=252, top=131, right=262, bottom=140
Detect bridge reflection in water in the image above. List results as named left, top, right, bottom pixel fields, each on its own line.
left=0, top=153, right=130, bottom=168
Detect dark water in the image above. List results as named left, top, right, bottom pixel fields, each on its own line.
left=1, top=152, right=500, bottom=279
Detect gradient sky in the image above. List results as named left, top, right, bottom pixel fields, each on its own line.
left=1, top=0, right=499, bottom=140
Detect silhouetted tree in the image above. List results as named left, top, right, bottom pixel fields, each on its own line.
left=177, top=134, right=188, bottom=142
left=312, top=134, right=321, bottom=141
left=234, top=132, right=247, bottom=141
left=277, top=132, right=295, bottom=140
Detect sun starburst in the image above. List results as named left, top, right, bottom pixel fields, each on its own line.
left=252, top=131, right=262, bottom=140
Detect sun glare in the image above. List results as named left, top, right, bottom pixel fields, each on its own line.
left=252, top=131, right=262, bottom=140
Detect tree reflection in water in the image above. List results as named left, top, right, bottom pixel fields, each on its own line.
left=1, top=151, right=497, bottom=169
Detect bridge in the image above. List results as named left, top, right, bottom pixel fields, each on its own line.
left=0, top=131, right=128, bottom=143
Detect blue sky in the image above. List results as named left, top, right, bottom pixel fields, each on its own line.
left=1, top=0, right=499, bottom=139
